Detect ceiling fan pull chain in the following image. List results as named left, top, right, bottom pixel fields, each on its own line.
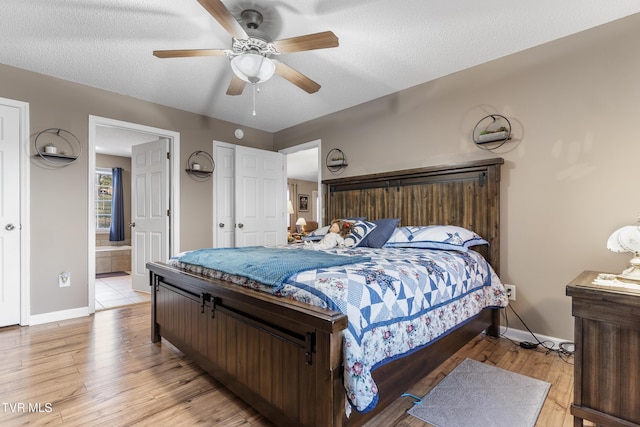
left=252, top=83, right=257, bottom=116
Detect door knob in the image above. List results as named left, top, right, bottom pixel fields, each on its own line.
left=237, top=223, right=244, bottom=228
left=219, top=223, right=225, bottom=228
left=129, top=222, right=136, bottom=227
left=5, top=224, right=15, bottom=231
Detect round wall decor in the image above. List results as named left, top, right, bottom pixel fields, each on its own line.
left=34, top=128, right=82, bottom=166
left=186, top=150, right=215, bottom=179
left=472, top=114, right=512, bottom=150
left=326, top=148, right=348, bottom=172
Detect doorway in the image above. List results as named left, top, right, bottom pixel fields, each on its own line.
left=280, top=140, right=322, bottom=232
left=88, top=116, right=180, bottom=313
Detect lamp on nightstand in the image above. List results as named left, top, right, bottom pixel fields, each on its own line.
left=607, top=219, right=640, bottom=283
left=296, top=217, right=307, bottom=234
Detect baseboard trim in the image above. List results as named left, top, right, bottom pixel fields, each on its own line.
left=29, top=307, right=90, bottom=326
left=500, top=326, right=574, bottom=351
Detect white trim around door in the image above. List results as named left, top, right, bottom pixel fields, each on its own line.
left=279, top=139, right=322, bottom=225
left=88, top=116, right=180, bottom=314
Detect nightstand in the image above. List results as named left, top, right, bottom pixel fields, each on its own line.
left=566, top=270, right=640, bottom=426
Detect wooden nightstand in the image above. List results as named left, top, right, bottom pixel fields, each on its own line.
left=566, top=270, right=640, bottom=427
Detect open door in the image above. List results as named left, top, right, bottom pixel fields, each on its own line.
left=131, top=138, right=170, bottom=292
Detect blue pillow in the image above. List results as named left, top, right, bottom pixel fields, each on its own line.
left=361, top=218, right=400, bottom=248
left=383, top=225, right=489, bottom=251
left=343, top=220, right=377, bottom=247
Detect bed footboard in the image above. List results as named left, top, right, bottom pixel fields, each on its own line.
left=148, top=261, right=349, bottom=427
left=148, top=262, right=500, bottom=427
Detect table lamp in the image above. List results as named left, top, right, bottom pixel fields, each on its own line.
left=296, top=217, right=307, bottom=234
left=607, top=221, right=640, bottom=283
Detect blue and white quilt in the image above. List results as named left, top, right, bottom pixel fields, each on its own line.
left=169, top=245, right=508, bottom=414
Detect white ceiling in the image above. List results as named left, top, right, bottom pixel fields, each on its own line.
left=286, top=146, right=318, bottom=182
left=3, top=1, right=640, bottom=134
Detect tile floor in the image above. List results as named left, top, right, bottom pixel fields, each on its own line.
left=95, top=272, right=150, bottom=310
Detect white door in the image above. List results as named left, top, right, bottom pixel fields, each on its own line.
left=131, top=139, right=170, bottom=292
left=0, top=104, right=21, bottom=327
left=213, top=142, right=286, bottom=248
left=234, top=145, right=286, bottom=247
left=213, top=144, right=235, bottom=247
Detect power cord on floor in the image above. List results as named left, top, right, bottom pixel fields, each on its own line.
left=400, top=393, right=422, bottom=405
left=501, top=304, right=575, bottom=364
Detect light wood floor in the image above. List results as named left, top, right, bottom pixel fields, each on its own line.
left=0, top=303, right=580, bottom=426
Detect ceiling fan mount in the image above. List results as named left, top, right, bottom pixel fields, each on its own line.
left=153, top=0, right=339, bottom=97
left=240, top=9, right=263, bottom=30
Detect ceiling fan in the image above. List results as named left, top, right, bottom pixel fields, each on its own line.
left=153, top=0, right=339, bottom=97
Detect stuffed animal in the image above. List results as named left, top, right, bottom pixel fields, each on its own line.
left=303, top=219, right=353, bottom=250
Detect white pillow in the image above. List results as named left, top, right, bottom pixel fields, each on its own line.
left=302, top=225, right=330, bottom=241
left=383, top=225, right=488, bottom=251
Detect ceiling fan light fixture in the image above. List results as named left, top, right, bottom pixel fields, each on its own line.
left=230, top=53, right=275, bottom=84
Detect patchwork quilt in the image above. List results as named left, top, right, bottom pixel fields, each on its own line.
left=169, top=245, right=508, bottom=414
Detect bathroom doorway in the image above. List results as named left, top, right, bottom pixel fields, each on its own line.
left=88, top=116, right=180, bottom=313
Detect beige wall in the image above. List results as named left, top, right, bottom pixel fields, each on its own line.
left=288, top=178, right=318, bottom=225
left=275, top=14, right=640, bottom=341
left=5, top=14, right=640, bottom=337
left=0, top=64, right=273, bottom=316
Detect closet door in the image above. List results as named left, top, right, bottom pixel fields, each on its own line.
left=234, top=145, right=285, bottom=247
left=213, top=143, right=235, bottom=248
left=213, top=142, right=286, bottom=248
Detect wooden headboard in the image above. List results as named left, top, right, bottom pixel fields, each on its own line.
left=323, top=158, right=504, bottom=274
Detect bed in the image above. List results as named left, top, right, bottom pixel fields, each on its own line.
left=147, top=157, right=506, bottom=427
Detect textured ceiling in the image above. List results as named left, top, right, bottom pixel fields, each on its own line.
left=2, top=1, right=640, bottom=133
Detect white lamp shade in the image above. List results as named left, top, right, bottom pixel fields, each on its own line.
left=287, top=200, right=294, bottom=214
left=607, top=224, right=640, bottom=283
left=230, top=53, right=276, bottom=84
left=607, top=225, right=640, bottom=254
left=296, top=218, right=307, bottom=226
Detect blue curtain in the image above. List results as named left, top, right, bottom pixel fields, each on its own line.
left=109, top=167, right=125, bottom=242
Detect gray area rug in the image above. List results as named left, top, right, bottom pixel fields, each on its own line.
left=407, top=358, right=550, bottom=427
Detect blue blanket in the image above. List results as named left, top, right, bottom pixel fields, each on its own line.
left=174, top=246, right=371, bottom=288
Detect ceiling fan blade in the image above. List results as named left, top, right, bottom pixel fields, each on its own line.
left=153, top=49, right=228, bottom=58
left=197, top=0, right=248, bottom=40
left=226, top=74, right=245, bottom=96
left=272, top=31, right=339, bottom=53
left=274, top=62, right=321, bottom=94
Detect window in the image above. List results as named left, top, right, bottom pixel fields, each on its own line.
left=95, top=168, right=112, bottom=232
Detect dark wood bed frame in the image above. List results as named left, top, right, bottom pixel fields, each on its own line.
left=147, top=157, right=504, bottom=427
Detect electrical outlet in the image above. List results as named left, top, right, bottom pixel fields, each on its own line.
left=59, top=271, right=71, bottom=288
left=505, top=284, right=516, bottom=301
